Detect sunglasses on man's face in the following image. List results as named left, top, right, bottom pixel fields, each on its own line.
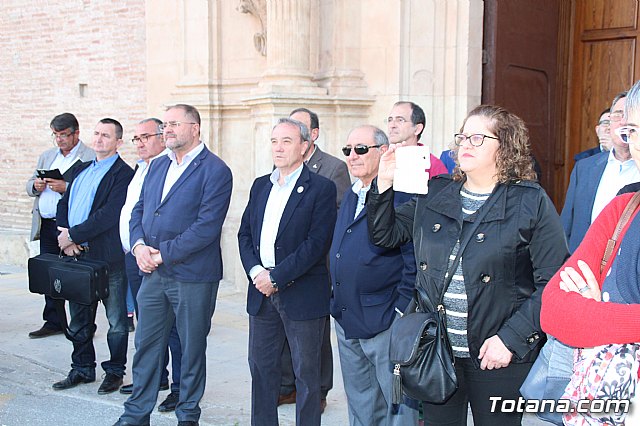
left=341, top=144, right=382, bottom=156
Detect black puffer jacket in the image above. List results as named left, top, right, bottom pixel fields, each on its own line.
left=367, top=175, right=569, bottom=367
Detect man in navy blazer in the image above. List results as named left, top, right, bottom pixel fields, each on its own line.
left=238, top=118, right=337, bottom=426
left=330, top=125, right=417, bottom=425
left=54, top=118, right=134, bottom=394
left=116, top=104, right=232, bottom=426
left=561, top=93, right=640, bottom=252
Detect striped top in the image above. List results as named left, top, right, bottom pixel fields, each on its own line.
left=444, top=187, right=490, bottom=358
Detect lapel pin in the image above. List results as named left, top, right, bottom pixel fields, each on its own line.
left=312, top=164, right=318, bottom=169
left=297, top=186, right=304, bottom=193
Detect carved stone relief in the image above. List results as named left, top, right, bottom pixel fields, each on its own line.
left=237, top=0, right=267, bottom=56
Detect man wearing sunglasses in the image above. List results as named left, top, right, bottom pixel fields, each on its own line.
left=561, top=92, right=640, bottom=253
left=117, top=118, right=181, bottom=413
left=387, top=101, right=448, bottom=179
left=26, top=113, right=95, bottom=339
left=276, top=108, right=350, bottom=412
left=330, top=125, right=418, bottom=425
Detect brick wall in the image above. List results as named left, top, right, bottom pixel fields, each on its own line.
left=0, top=0, right=147, bottom=233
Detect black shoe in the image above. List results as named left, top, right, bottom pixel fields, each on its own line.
left=158, top=391, right=179, bottom=412
left=112, top=420, right=150, bottom=426
left=127, top=316, right=135, bottom=333
left=28, top=325, right=63, bottom=339
left=120, top=382, right=169, bottom=394
left=52, top=371, right=95, bottom=390
left=98, top=373, right=123, bottom=395
left=177, top=422, right=198, bottom=426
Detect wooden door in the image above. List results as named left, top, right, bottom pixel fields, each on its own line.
left=482, top=0, right=566, bottom=205
left=565, top=0, right=640, bottom=202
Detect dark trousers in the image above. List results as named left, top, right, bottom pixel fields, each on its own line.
left=121, top=272, right=219, bottom=424
left=280, top=315, right=333, bottom=398
left=249, top=293, right=325, bottom=426
left=125, top=253, right=181, bottom=391
left=39, top=218, right=62, bottom=331
left=68, top=265, right=128, bottom=378
left=421, top=357, right=533, bottom=426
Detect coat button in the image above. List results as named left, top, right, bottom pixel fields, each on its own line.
left=475, top=233, right=485, bottom=243
left=419, top=262, right=427, bottom=271
left=342, top=307, right=347, bottom=311
left=154, top=212, right=159, bottom=216
left=336, top=282, right=340, bottom=286
left=432, top=224, right=441, bottom=232
left=336, top=253, right=341, bottom=258
left=346, top=229, right=352, bottom=234
left=480, top=274, right=491, bottom=283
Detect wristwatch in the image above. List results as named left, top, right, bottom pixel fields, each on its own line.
left=268, top=272, right=278, bottom=289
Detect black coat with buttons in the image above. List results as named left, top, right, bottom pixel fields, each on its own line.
left=367, top=175, right=569, bottom=366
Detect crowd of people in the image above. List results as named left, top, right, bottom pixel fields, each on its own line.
left=25, top=83, right=640, bottom=426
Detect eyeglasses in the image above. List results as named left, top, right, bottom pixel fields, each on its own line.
left=454, top=133, right=499, bottom=147
left=610, top=111, right=624, bottom=122
left=51, top=131, right=74, bottom=141
left=162, top=121, right=197, bottom=129
left=131, top=133, right=162, bottom=144
left=614, top=125, right=640, bottom=144
left=341, top=144, right=382, bottom=156
left=386, top=116, right=409, bottom=124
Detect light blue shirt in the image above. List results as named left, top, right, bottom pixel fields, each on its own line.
left=38, top=142, right=82, bottom=218
left=68, top=153, right=119, bottom=228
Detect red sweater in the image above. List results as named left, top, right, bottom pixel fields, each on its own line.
left=541, top=192, right=640, bottom=347
left=428, top=154, right=448, bottom=177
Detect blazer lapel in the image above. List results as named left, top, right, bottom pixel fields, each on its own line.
left=157, top=148, right=206, bottom=208
left=587, top=153, right=610, bottom=210
left=253, top=178, right=272, bottom=243
left=307, top=148, right=322, bottom=173
left=276, top=167, right=311, bottom=239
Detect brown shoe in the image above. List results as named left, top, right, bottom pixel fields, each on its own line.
left=320, top=398, right=327, bottom=414
left=277, top=390, right=296, bottom=406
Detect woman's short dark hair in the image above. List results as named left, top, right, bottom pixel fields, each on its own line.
left=451, top=105, right=537, bottom=183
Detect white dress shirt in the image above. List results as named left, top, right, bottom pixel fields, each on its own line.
left=161, top=142, right=205, bottom=202
left=591, top=149, right=640, bottom=222
left=248, top=164, right=304, bottom=280
left=119, top=149, right=170, bottom=252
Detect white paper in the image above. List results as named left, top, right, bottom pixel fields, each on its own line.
left=393, top=145, right=430, bottom=194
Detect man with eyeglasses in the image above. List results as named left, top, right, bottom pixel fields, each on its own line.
left=561, top=92, right=640, bottom=253
left=26, top=112, right=95, bottom=339
left=238, top=118, right=336, bottom=426
left=387, top=101, right=448, bottom=179
left=574, top=108, right=612, bottom=162
left=330, top=125, right=418, bottom=425
left=115, top=104, right=232, bottom=426
left=53, top=118, right=134, bottom=394
left=117, top=118, right=182, bottom=413
left=275, top=108, right=350, bottom=412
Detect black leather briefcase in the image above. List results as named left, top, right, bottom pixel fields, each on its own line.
left=28, top=253, right=109, bottom=305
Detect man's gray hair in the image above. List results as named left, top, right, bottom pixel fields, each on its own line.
left=626, top=82, right=640, bottom=120
left=139, top=117, right=163, bottom=134
left=348, top=125, right=389, bottom=148
left=275, top=117, right=310, bottom=143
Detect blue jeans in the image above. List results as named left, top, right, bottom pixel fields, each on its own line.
left=68, top=265, right=128, bottom=378
left=248, top=293, right=325, bottom=426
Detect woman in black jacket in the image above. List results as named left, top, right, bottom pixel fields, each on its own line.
left=367, top=105, right=569, bottom=425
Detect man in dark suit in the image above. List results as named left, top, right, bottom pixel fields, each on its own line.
left=26, top=112, right=95, bottom=338
left=573, top=108, right=611, bottom=162
left=275, top=108, right=350, bottom=410
left=115, top=104, right=232, bottom=426
left=54, top=118, right=134, bottom=394
left=561, top=92, right=640, bottom=252
left=238, top=118, right=337, bottom=426
left=330, top=125, right=417, bottom=424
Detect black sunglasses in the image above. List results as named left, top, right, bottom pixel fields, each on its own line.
left=341, top=144, right=382, bottom=156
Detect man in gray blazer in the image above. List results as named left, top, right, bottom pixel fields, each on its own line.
left=25, top=112, right=95, bottom=338
left=276, top=108, right=351, bottom=412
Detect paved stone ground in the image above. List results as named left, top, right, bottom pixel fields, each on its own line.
left=0, top=266, right=546, bottom=425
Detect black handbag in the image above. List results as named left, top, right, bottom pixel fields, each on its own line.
left=28, top=252, right=109, bottom=305
left=389, top=185, right=504, bottom=404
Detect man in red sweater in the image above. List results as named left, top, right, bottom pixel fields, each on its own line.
left=386, top=101, right=449, bottom=179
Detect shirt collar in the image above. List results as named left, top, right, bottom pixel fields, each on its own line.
left=168, top=142, right=205, bottom=164
left=138, top=148, right=170, bottom=168
left=608, top=148, right=634, bottom=166
left=270, top=163, right=304, bottom=187
left=93, top=152, right=119, bottom=169
left=351, top=179, right=371, bottom=194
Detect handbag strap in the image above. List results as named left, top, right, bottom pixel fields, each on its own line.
left=600, top=191, right=640, bottom=274
left=436, top=184, right=506, bottom=306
